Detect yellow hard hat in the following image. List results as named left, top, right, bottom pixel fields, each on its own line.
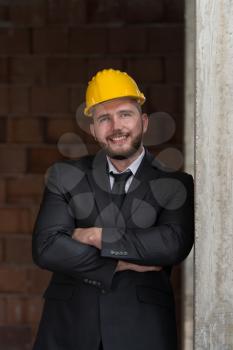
left=84, top=69, right=146, bottom=116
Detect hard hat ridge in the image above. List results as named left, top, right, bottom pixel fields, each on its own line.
left=84, top=68, right=146, bottom=116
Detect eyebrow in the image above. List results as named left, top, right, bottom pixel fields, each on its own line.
left=118, top=109, right=134, bottom=114
left=96, top=113, right=111, bottom=121
left=96, top=109, right=134, bottom=121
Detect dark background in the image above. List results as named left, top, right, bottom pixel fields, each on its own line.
left=0, top=0, right=184, bottom=349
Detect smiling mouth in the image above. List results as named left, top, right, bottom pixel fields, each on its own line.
left=108, top=135, right=128, bottom=144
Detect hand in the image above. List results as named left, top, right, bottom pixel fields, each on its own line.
left=115, top=260, right=162, bottom=273
left=72, top=227, right=102, bottom=249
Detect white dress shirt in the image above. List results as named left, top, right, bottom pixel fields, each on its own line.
left=107, top=147, right=145, bottom=193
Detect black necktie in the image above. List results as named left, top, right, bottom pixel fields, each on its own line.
left=110, top=171, right=132, bottom=209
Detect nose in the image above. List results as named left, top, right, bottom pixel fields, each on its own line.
left=111, top=114, right=122, bottom=131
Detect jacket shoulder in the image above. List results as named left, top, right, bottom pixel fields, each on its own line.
left=46, top=156, right=94, bottom=193
left=53, top=155, right=94, bottom=171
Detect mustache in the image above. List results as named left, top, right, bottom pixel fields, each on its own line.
left=107, top=132, right=129, bottom=139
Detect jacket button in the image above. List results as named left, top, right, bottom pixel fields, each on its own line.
left=101, top=289, right=106, bottom=294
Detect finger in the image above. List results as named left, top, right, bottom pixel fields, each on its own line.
left=154, top=266, right=162, bottom=271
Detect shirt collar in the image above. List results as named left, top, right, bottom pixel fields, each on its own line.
left=107, top=147, right=145, bottom=175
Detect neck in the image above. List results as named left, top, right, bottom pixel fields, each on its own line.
left=108, top=146, right=144, bottom=172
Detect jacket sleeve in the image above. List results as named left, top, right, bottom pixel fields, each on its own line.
left=101, top=174, right=194, bottom=266
left=32, top=162, right=117, bottom=291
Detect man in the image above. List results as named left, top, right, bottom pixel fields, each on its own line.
left=32, top=69, right=194, bottom=350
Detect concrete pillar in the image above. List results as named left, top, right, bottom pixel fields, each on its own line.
left=195, top=0, right=233, bottom=349
left=183, top=0, right=195, bottom=348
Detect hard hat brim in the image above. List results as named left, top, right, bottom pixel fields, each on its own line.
left=84, top=95, right=146, bottom=117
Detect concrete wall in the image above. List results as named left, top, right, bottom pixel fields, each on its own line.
left=183, top=0, right=195, bottom=349
left=195, top=0, right=233, bottom=348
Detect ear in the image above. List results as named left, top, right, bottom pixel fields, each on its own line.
left=90, top=123, right=96, bottom=139
left=142, top=113, right=149, bottom=134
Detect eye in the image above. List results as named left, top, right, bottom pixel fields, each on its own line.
left=121, top=112, right=132, bottom=118
left=98, top=116, right=110, bottom=123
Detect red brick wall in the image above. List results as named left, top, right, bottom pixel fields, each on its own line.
left=0, top=1, right=184, bottom=349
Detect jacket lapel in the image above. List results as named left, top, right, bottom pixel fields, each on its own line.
left=120, top=149, right=161, bottom=223
left=86, top=150, right=116, bottom=226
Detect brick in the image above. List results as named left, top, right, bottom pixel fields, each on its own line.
left=168, top=114, right=183, bottom=145
left=28, top=147, right=63, bottom=174
left=0, top=267, right=28, bottom=292
left=0, top=28, right=30, bottom=55
left=108, top=27, right=146, bottom=54
left=0, top=5, right=8, bottom=23
left=70, top=86, right=86, bottom=113
left=0, top=238, right=3, bottom=262
left=9, top=87, right=30, bottom=114
left=69, top=28, right=107, bottom=54
left=0, top=326, right=31, bottom=350
left=127, top=58, right=164, bottom=83
left=47, top=0, right=86, bottom=25
left=123, top=0, right=164, bottom=23
left=10, top=56, right=46, bottom=85
left=9, top=0, right=46, bottom=27
left=57, top=131, right=89, bottom=159
left=47, top=57, right=87, bottom=84
left=165, top=55, right=184, bottom=84
left=6, top=175, right=44, bottom=204
left=0, top=178, right=6, bottom=203
left=87, top=0, right=123, bottom=23
left=0, top=297, right=6, bottom=325
left=0, top=207, right=31, bottom=234
left=87, top=58, right=123, bottom=81
left=0, top=87, right=9, bottom=114
left=33, top=28, right=68, bottom=54
left=149, top=86, right=183, bottom=114
left=8, top=117, right=44, bottom=144
left=149, top=26, right=184, bottom=54
left=26, top=296, right=43, bottom=323
left=0, top=57, right=8, bottom=83
left=144, top=112, right=178, bottom=146
left=0, top=147, right=26, bottom=174
left=47, top=57, right=68, bottom=84
left=45, top=118, right=77, bottom=143
left=4, top=295, right=42, bottom=327
left=68, top=58, right=88, bottom=84
left=164, top=0, right=184, bottom=22
left=27, top=268, right=51, bottom=294
left=5, top=237, right=33, bottom=264
left=69, top=0, right=87, bottom=25
left=0, top=117, right=6, bottom=142
left=31, top=87, right=69, bottom=114
left=146, top=111, right=183, bottom=147
left=5, top=296, right=26, bottom=324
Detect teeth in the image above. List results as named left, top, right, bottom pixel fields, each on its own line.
left=111, top=136, right=127, bottom=141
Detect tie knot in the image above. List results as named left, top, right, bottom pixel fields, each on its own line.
left=110, top=170, right=132, bottom=183
left=110, top=170, right=132, bottom=207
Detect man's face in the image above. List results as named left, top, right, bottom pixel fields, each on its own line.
left=90, top=98, right=148, bottom=159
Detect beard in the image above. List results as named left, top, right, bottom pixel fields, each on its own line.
left=99, top=130, right=143, bottom=160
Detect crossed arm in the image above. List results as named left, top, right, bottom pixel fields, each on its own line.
left=72, top=227, right=162, bottom=272
left=32, top=162, right=194, bottom=291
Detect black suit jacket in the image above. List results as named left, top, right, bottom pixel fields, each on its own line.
left=32, top=149, right=194, bottom=350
